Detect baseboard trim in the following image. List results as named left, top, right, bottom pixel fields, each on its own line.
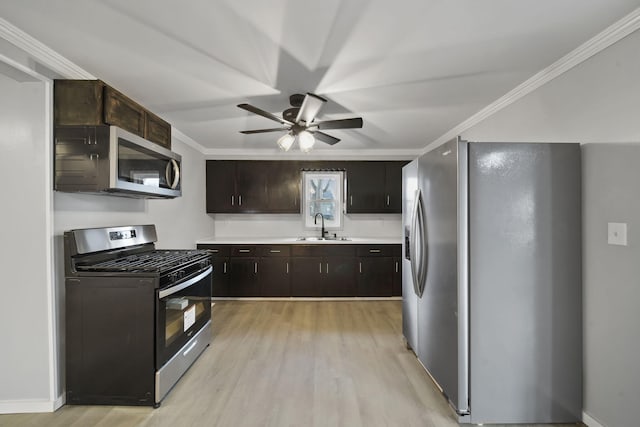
left=583, top=411, right=606, bottom=427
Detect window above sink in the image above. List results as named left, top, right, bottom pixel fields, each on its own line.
left=302, top=171, right=344, bottom=231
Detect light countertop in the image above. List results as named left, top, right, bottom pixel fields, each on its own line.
left=196, top=236, right=402, bottom=245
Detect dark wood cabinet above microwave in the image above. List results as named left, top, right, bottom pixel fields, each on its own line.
left=54, top=79, right=172, bottom=149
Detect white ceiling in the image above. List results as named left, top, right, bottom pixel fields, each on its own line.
left=1, top=0, right=639, bottom=156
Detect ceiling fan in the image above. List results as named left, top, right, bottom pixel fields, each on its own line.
left=237, top=93, right=363, bottom=152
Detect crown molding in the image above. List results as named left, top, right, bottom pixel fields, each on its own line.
left=171, top=128, right=209, bottom=154
left=203, top=148, right=418, bottom=160
left=422, top=7, right=640, bottom=154
left=0, top=17, right=94, bottom=79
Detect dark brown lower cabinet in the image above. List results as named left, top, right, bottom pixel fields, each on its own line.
left=290, top=257, right=324, bottom=297
left=260, top=245, right=291, bottom=297
left=392, top=257, right=402, bottom=296
left=197, top=243, right=400, bottom=297
left=229, top=257, right=259, bottom=297
left=356, top=245, right=403, bottom=297
left=357, top=257, right=393, bottom=296
left=197, top=245, right=231, bottom=297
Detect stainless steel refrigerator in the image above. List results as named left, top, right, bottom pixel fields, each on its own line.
left=402, top=137, right=582, bottom=424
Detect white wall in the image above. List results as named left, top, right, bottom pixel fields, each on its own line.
left=210, top=213, right=401, bottom=239
left=0, top=72, right=54, bottom=410
left=462, top=29, right=640, bottom=427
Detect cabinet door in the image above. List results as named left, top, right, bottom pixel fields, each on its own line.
left=229, top=258, right=260, bottom=297
left=358, top=257, right=393, bottom=296
left=265, top=161, right=301, bottom=213
left=383, top=161, right=405, bottom=213
left=144, top=110, right=171, bottom=149
left=326, top=257, right=357, bottom=297
left=392, top=257, right=402, bottom=296
left=291, top=257, right=323, bottom=297
left=346, top=162, right=385, bottom=213
left=260, top=257, right=291, bottom=297
left=103, top=86, right=145, bottom=137
left=54, top=80, right=104, bottom=125
left=235, top=161, right=269, bottom=212
left=211, top=257, right=230, bottom=297
left=206, top=161, right=236, bottom=213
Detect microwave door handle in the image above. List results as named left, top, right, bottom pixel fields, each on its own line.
left=165, top=159, right=180, bottom=190
left=158, top=266, right=212, bottom=299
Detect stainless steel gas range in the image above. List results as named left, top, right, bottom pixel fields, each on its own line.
left=63, top=224, right=212, bottom=407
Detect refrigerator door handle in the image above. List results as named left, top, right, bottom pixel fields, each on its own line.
left=415, top=189, right=429, bottom=296
left=410, top=189, right=428, bottom=297
left=409, top=190, right=420, bottom=296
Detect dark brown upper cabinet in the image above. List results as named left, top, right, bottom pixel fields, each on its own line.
left=54, top=79, right=172, bottom=149
left=206, top=160, right=301, bottom=214
left=346, top=161, right=407, bottom=213
left=205, top=160, right=406, bottom=214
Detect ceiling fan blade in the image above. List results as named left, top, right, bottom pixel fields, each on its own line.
left=295, top=93, right=327, bottom=124
left=240, top=128, right=289, bottom=134
left=312, top=131, right=340, bottom=145
left=313, top=117, right=363, bottom=130
left=238, top=103, right=293, bottom=126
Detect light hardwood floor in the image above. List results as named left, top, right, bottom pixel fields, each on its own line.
left=0, top=301, right=579, bottom=427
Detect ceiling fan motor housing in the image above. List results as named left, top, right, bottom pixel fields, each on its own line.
left=283, top=107, right=300, bottom=122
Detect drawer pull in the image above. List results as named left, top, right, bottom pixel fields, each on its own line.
left=369, top=249, right=381, bottom=253
left=207, top=249, right=219, bottom=253
left=270, top=250, right=281, bottom=253
left=238, top=249, right=251, bottom=253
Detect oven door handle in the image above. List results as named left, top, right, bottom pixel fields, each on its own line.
left=159, top=266, right=212, bottom=299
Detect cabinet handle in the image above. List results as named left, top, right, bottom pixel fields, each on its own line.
left=206, top=249, right=219, bottom=254
left=359, top=262, right=362, bottom=273
left=387, top=195, right=390, bottom=206
left=350, top=195, right=353, bottom=206
left=286, top=262, right=289, bottom=274
left=238, top=249, right=251, bottom=253
left=270, top=250, right=281, bottom=253
left=231, top=195, right=234, bottom=206
left=395, top=261, right=398, bottom=273
left=254, top=262, right=258, bottom=274
left=239, top=195, right=242, bottom=206
left=223, top=262, right=227, bottom=274
left=369, top=249, right=381, bottom=253
left=319, top=263, right=322, bottom=274
left=326, top=263, right=329, bottom=274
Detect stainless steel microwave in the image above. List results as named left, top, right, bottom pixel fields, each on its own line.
left=55, top=125, right=181, bottom=199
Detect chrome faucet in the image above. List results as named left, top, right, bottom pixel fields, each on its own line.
left=314, top=213, right=327, bottom=239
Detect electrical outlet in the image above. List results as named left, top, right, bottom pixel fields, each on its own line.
left=607, top=222, right=628, bottom=246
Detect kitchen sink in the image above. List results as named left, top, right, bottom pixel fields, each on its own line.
left=297, top=236, right=351, bottom=241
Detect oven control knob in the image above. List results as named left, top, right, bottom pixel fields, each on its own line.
left=169, top=272, right=178, bottom=282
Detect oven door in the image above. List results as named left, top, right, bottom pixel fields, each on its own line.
left=157, top=266, right=212, bottom=368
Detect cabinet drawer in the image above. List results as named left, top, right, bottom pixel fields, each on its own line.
left=197, top=244, right=231, bottom=257
left=231, top=246, right=258, bottom=257
left=356, top=245, right=400, bottom=257
left=292, top=245, right=355, bottom=257
left=259, top=245, right=291, bottom=257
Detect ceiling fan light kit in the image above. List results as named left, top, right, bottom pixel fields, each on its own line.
left=298, top=131, right=315, bottom=152
left=277, top=133, right=295, bottom=151
left=238, top=93, right=363, bottom=152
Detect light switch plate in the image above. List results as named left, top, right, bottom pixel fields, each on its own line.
left=607, top=222, right=628, bottom=246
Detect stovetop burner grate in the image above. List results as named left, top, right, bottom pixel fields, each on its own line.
left=75, top=250, right=208, bottom=273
